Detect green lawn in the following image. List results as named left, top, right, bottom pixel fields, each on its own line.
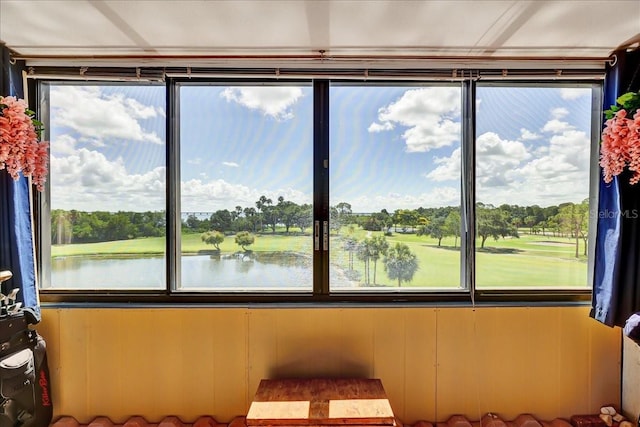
left=52, top=227, right=589, bottom=289
left=51, top=236, right=166, bottom=257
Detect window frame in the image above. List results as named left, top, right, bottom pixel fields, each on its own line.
left=34, top=74, right=602, bottom=305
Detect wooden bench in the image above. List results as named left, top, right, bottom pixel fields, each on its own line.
left=247, top=378, right=396, bottom=427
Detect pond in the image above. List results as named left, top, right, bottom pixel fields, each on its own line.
left=50, top=252, right=315, bottom=290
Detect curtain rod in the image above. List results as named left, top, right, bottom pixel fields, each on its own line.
left=24, top=66, right=605, bottom=82
left=12, top=52, right=612, bottom=70
left=12, top=52, right=613, bottom=62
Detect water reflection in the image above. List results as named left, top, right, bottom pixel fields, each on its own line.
left=51, top=255, right=165, bottom=289
left=182, top=251, right=312, bottom=289
left=50, top=252, right=314, bottom=290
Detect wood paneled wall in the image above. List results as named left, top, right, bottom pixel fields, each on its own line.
left=622, top=336, right=640, bottom=421
left=36, top=306, right=621, bottom=424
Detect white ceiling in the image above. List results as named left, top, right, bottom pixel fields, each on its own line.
left=1, top=0, right=639, bottom=67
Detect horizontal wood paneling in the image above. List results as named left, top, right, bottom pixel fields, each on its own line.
left=38, top=306, right=621, bottom=424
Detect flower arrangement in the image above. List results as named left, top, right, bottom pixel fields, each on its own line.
left=0, top=96, right=49, bottom=191
left=599, top=90, right=640, bottom=185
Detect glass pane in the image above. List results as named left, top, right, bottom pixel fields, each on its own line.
left=178, top=84, right=313, bottom=291
left=329, top=85, right=462, bottom=290
left=475, top=86, right=593, bottom=289
left=47, top=84, right=166, bottom=289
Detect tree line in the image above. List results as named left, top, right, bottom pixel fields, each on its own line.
left=52, top=196, right=590, bottom=257
left=184, top=195, right=312, bottom=235
left=51, top=209, right=165, bottom=244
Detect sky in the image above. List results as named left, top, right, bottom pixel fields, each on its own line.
left=48, top=82, right=594, bottom=213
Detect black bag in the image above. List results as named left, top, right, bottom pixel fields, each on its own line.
left=0, top=312, right=52, bottom=427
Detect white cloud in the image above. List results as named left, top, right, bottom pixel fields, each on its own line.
left=551, top=107, right=569, bottom=119
left=223, top=161, right=239, bottom=168
left=476, top=119, right=590, bottom=205
left=221, top=87, right=304, bottom=120
left=476, top=132, right=531, bottom=189
left=516, top=128, right=589, bottom=180
left=367, top=121, right=394, bottom=133
left=51, top=147, right=311, bottom=212
left=368, top=87, right=461, bottom=152
left=348, top=187, right=460, bottom=212
left=560, top=88, right=589, bottom=100
left=51, top=86, right=163, bottom=144
left=125, top=98, right=158, bottom=119
left=51, top=134, right=78, bottom=155
left=181, top=179, right=310, bottom=212
left=520, top=128, right=541, bottom=140
left=426, top=147, right=461, bottom=182
left=51, top=148, right=166, bottom=211
left=543, top=119, right=573, bottom=133
left=425, top=132, right=531, bottom=187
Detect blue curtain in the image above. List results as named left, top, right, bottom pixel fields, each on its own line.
left=591, top=49, right=640, bottom=327
left=0, top=45, right=41, bottom=323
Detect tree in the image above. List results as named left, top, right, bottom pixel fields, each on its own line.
left=185, top=214, right=201, bottom=231
left=383, top=242, right=419, bottom=287
left=356, top=238, right=374, bottom=285
left=201, top=230, right=224, bottom=250
left=418, top=215, right=447, bottom=247
left=555, top=200, right=589, bottom=258
left=243, top=207, right=258, bottom=232
left=210, top=209, right=233, bottom=233
left=104, top=213, right=136, bottom=241
left=256, top=195, right=272, bottom=232
left=330, top=207, right=341, bottom=234
left=336, top=202, right=352, bottom=216
left=476, top=205, right=518, bottom=249
left=51, top=209, right=73, bottom=245
left=295, top=204, right=313, bottom=233
left=578, top=200, right=590, bottom=256
left=523, top=215, right=537, bottom=234
left=361, top=216, right=382, bottom=232
left=255, top=196, right=265, bottom=231
left=374, top=209, right=393, bottom=233
left=393, top=209, right=419, bottom=233
left=263, top=197, right=277, bottom=233
left=444, top=210, right=461, bottom=247
left=369, top=235, right=389, bottom=285
left=278, top=200, right=299, bottom=233
left=343, top=237, right=358, bottom=271
left=331, top=202, right=352, bottom=234
left=235, top=231, right=255, bottom=251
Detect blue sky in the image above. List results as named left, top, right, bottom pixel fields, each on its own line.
left=49, top=82, right=593, bottom=213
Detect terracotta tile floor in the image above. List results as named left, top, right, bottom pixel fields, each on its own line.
left=51, top=413, right=576, bottom=427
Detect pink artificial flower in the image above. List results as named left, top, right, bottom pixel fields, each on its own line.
left=628, top=109, right=640, bottom=185
left=0, top=95, right=49, bottom=191
left=599, top=106, right=640, bottom=185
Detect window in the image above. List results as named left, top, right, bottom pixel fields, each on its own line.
left=177, top=83, right=314, bottom=291
left=37, top=76, right=600, bottom=301
left=474, top=85, right=594, bottom=290
left=40, top=83, right=166, bottom=290
left=329, top=84, right=462, bottom=290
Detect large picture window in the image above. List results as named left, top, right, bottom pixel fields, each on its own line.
left=177, top=83, right=314, bottom=291
left=41, top=83, right=166, bottom=290
left=329, top=84, right=462, bottom=290
left=37, top=77, right=600, bottom=301
left=474, top=85, right=594, bottom=289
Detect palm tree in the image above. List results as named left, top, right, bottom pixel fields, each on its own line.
left=383, top=243, right=418, bottom=287
left=343, top=237, right=358, bottom=271
left=256, top=195, right=268, bottom=232
left=356, top=239, right=372, bottom=285
left=369, top=235, right=389, bottom=285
